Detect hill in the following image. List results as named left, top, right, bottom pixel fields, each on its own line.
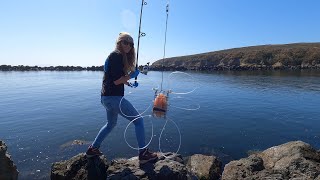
left=151, top=43, right=320, bottom=71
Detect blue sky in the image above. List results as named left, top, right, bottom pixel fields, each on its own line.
left=1, top=0, right=319, bottom=67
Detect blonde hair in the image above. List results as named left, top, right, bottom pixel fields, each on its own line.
left=115, top=32, right=136, bottom=74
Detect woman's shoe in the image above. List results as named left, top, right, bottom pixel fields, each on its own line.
left=139, top=148, right=158, bottom=164
left=86, top=145, right=103, bottom=158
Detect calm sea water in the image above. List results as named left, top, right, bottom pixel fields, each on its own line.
left=0, top=70, right=319, bottom=179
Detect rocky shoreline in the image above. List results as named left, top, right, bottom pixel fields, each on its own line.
left=1, top=64, right=319, bottom=73
left=151, top=43, right=320, bottom=71
left=0, top=65, right=103, bottom=71
left=150, top=63, right=320, bottom=71
left=0, top=141, right=19, bottom=180
left=2, top=140, right=320, bottom=179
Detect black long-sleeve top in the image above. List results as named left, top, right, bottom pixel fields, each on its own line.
left=101, top=51, right=125, bottom=96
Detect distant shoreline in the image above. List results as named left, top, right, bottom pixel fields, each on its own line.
left=1, top=64, right=320, bottom=72
left=3, top=43, right=320, bottom=72
left=0, top=65, right=103, bottom=71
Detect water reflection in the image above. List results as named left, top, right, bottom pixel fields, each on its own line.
left=197, top=70, right=320, bottom=93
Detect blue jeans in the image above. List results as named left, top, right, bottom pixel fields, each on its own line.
left=92, top=96, right=146, bottom=151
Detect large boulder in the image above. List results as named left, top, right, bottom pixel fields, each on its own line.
left=0, top=140, right=19, bottom=180
left=51, top=141, right=320, bottom=179
left=106, top=152, right=190, bottom=180
left=222, top=141, right=320, bottom=179
left=51, top=152, right=223, bottom=180
left=51, top=153, right=108, bottom=180
left=186, top=154, right=222, bottom=180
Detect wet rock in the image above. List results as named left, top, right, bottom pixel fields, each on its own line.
left=0, top=140, right=19, bottom=180
left=222, top=141, right=320, bottom=180
left=59, top=140, right=91, bottom=149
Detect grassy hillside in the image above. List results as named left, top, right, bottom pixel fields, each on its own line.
left=151, top=43, right=320, bottom=70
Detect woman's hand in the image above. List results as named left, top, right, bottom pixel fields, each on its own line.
left=130, top=70, right=140, bottom=79
left=114, top=75, right=130, bottom=85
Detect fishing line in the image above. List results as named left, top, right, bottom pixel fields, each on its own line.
left=123, top=0, right=198, bottom=156
left=168, top=71, right=199, bottom=95
left=160, top=2, right=169, bottom=91
left=158, top=117, right=182, bottom=156
left=123, top=114, right=183, bottom=155
left=123, top=0, right=182, bottom=154
left=124, top=115, right=154, bottom=150
left=119, top=95, right=152, bottom=118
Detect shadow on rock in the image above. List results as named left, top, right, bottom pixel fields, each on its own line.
left=51, top=153, right=108, bottom=180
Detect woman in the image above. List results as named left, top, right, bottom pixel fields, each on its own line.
left=86, top=32, right=158, bottom=164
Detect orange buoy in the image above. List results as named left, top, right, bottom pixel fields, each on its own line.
left=152, top=93, right=168, bottom=118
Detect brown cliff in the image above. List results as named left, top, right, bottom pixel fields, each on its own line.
left=151, top=43, right=320, bottom=71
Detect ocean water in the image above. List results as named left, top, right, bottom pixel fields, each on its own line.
left=0, top=70, right=319, bottom=179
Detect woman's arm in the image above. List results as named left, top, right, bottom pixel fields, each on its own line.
left=114, top=75, right=130, bottom=85
left=107, top=52, right=128, bottom=85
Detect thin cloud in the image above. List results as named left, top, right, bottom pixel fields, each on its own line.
left=121, top=9, right=136, bottom=31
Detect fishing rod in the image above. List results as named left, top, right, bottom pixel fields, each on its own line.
left=160, top=2, right=169, bottom=91
left=135, top=0, right=147, bottom=83
left=124, top=0, right=200, bottom=157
